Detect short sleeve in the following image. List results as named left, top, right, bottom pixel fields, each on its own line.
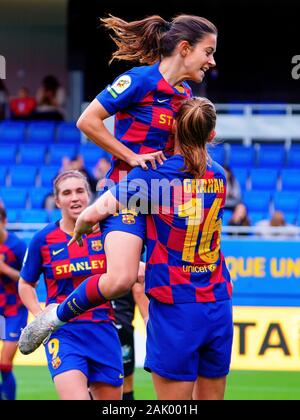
left=20, top=233, right=43, bottom=284
left=96, top=68, right=143, bottom=115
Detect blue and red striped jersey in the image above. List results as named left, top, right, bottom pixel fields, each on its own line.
left=0, top=232, right=27, bottom=317
left=112, top=155, right=232, bottom=304
left=97, top=62, right=191, bottom=183
left=21, top=222, right=114, bottom=323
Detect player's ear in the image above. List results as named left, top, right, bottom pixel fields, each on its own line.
left=55, top=198, right=61, bottom=209
left=208, top=129, right=216, bottom=143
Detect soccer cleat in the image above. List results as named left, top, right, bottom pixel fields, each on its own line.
left=19, top=304, right=63, bottom=355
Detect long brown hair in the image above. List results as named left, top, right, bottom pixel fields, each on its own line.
left=176, top=97, right=216, bottom=178
left=101, top=14, right=217, bottom=64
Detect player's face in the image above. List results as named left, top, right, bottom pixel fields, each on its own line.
left=56, top=177, right=90, bottom=221
left=183, top=33, right=217, bottom=83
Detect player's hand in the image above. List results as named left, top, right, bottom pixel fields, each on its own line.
left=127, top=151, right=167, bottom=170
left=68, top=222, right=98, bottom=247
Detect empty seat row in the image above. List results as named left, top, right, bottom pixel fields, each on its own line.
left=6, top=209, right=61, bottom=224
left=0, top=143, right=110, bottom=166
left=209, top=144, right=300, bottom=169
left=0, top=122, right=81, bottom=144
left=234, top=168, right=300, bottom=191
left=0, top=187, right=52, bottom=209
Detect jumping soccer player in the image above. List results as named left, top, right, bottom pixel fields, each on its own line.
left=19, top=97, right=233, bottom=400
left=18, top=171, right=123, bottom=400
left=0, top=207, right=27, bottom=400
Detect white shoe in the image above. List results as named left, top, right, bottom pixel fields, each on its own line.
left=19, top=304, right=63, bottom=355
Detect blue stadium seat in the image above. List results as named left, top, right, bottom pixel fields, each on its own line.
left=48, top=209, right=61, bottom=223
left=281, top=169, right=300, bottom=191
left=257, top=145, right=286, bottom=168
left=249, top=212, right=269, bottom=225
left=79, top=144, right=110, bottom=166
left=48, top=144, right=77, bottom=165
left=20, top=210, right=49, bottom=223
left=283, top=212, right=298, bottom=225
left=10, top=165, right=37, bottom=187
left=243, top=191, right=271, bottom=213
left=273, top=192, right=300, bottom=213
left=57, top=122, right=81, bottom=144
left=250, top=169, right=278, bottom=191
left=39, top=166, right=60, bottom=188
left=0, top=144, right=17, bottom=164
left=228, top=145, right=256, bottom=169
left=6, top=209, right=19, bottom=223
left=287, top=146, right=300, bottom=169
left=27, top=122, right=56, bottom=143
left=209, top=145, right=226, bottom=166
left=19, top=144, right=47, bottom=165
left=233, top=169, right=248, bottom=190
left=0, top=167, right=7, bottom=186
left=0, top=122, right=26, bottom=143
left=0, top=188, right=27, bottom=209
left=223, top=209, right=233, bottom=225
left=29, top=188, right=52, bottom=209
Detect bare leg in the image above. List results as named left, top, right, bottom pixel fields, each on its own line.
left=54, top=370, right=91, bottom=400
left=152, top=372, right=194, bottom=400
left=90, top=382, right=122, bottom=400
left=192, top=376, right=227, bottom=400
left=0, top=341, right=18, bottom=365
left=100, top=232, right=143, bottom=299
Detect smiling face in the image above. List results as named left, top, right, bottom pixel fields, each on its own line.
left=55, top=177, right=90, bottom=222
left=180, top=33, right=217, bottom=82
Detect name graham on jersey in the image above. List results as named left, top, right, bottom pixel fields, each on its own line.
left=184, top=178, right=225, bottom=194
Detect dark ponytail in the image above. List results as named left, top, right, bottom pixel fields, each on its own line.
left=101, top=14, right=217, bottom=65
left=176, top=97, right=216, bottom=179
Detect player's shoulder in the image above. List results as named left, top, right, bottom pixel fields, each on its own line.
left=124, top=62, right=161, bottom=85
left=210, top=160, right=226, bottom=178
left=30, top=222, right=58, bottom=245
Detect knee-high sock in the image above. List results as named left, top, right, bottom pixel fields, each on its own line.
left=57, top=274, right=107, bottom=322
left=0, top=363, right=16, bottom=400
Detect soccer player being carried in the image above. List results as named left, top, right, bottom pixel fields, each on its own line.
left=0, top=207, right=27, bottom=400
left=19, top=98, right=233, bottom=400
left=19, top=171, right=124, bottom=400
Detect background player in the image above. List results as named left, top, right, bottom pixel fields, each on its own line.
left=18, top=171, right=123, bottom=400
left=0, top=207, right=27, bottom=400
left=113, top=284, right=149, bottom=401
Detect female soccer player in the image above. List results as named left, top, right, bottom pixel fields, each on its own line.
left=19, top=97, right=233, bottom=400
left=18, top=171, right=123, bottom=400
left=76, top=14, right=217, bottom=302
left=0, top=207, right=27, bottom=400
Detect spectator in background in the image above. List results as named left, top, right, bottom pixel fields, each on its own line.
left=93, top=157, right=111, bottom=189
left=34, top=75, right=65, bottom=121
left=9, top=87, right=36, bottom=120
left=61, top=156, right=97, bottom=194
left=228, top=203, right=251, bottom=235
left=0, top=80, right=8, bottom=120
left=43, top=193, right=57, bottom=211
left=224, top=166, right=241, bottom=210
left=256, top=211, right=298, bottom=238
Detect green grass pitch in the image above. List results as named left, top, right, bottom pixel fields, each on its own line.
left=13, top=366, right=300, bottom=400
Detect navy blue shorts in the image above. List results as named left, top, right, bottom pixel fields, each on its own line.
left=145, top=299, right=233, bottom=381
left=4, top=306, right=28, bottom=342
left=45, top=321, right=124, bottom=387
left=100, top=210, right=146, bottom=244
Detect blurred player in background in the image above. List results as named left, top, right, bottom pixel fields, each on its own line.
left=113, top=284, right=148, bottom=400
left=0, top=207, right=27, bottom=400
left=18, top=171, right=123, bottom=400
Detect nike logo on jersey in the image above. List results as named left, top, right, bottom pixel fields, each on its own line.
left=157, top=98, right=169, bottom=103
left=52, top=248, right=64, bottom=256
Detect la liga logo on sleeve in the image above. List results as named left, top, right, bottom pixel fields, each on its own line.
left=107, top=75, right=132, bottom=98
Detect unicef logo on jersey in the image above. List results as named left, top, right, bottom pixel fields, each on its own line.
left=0, top=315, right=6, bottom=339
